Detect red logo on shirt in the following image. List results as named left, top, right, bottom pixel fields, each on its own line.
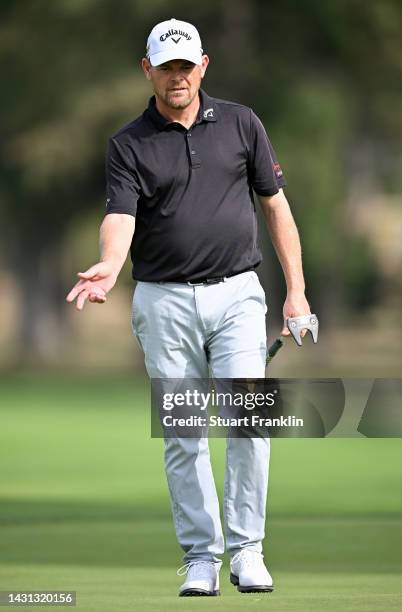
left=273, top=163, right=283, bottom=178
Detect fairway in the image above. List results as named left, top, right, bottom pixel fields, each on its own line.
left=1, top=375, right=402, bottom=611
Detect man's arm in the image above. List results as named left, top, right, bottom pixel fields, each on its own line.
left=66, top=213, right=135, bottom=310
left=258, top=189, right=311, bottom=336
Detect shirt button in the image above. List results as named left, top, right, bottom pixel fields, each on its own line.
left=191, top=150, right=196, bottom=154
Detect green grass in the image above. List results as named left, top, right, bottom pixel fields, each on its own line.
left=1, top=375, right=402, bottom=611
left=1, top=565, right=401, bottom=612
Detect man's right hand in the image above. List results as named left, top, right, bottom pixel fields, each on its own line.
left=66, top=261, right=118, bottom=311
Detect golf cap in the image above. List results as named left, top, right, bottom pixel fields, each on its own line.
left=146, top=18, right=203, bottom=67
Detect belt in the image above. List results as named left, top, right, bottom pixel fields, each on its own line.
left=186, top=276, right=226, bottom=286
left=185, top=268, right=254, bottom=286
left=157, top=268, right=255, bottom=286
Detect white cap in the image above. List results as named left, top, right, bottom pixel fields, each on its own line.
left=146, top=18, right=203, bottom=67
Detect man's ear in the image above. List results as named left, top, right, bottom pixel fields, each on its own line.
left=200, top=55, right=209, bottom=78
left=142, top=57, right=152, bottom=80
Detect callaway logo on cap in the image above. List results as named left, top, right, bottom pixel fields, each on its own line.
left=146, top=18, right=203, bottom=67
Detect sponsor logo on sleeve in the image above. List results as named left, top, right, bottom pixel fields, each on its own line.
left=273, top=163, right=283, bottom=179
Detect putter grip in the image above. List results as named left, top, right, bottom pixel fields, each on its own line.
left=266, top=337, right=285, bottom=364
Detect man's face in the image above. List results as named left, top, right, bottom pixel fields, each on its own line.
left=142, top=56, right=209, bottom=110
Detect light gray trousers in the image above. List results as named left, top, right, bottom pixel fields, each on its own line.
left=132, top=271, right=270, bottom=563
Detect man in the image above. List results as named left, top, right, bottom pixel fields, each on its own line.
left=67, top=18, right=311, bottom=596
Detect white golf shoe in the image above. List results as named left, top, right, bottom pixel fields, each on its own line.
left=177, top=560, right=222, bottom=596
left=230, top=549, right=274, bottom=593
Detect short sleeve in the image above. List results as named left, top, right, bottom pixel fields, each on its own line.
left=248, top=110, right=286, bottom=196
left=105, top=138, right=140, bottom=216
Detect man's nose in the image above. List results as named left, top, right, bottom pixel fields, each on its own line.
left=171, top=69, right=187, bottom=79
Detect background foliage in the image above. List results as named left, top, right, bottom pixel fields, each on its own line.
left=0, top=0, right=401, bottom=371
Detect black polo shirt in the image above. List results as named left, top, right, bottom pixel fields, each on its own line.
left=105, top=89, right=286, bottom=282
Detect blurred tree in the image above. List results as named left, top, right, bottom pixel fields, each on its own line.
left=0, top=0, right=157, bottom=361
left=252, top=0, right=401, bottom=322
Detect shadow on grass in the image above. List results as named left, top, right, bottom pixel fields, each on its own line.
left=1, top=499, right=401, bottom=574
left=0, top=498, right=170, bottom=525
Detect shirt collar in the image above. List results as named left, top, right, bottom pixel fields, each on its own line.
left=146, top=88, right=217, bottom=131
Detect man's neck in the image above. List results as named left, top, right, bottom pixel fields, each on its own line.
left=155, top=92, right=200, bottom=130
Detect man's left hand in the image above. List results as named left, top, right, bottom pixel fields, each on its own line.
left=281, top=291, right=311, bottom=338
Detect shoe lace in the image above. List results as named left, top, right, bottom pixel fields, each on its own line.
left=177, top=560, right=214, bottom=576
left=231, top=549, right=263, bottom=568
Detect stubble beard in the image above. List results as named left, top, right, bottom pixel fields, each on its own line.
left=161, top=88, right=198, bottom=110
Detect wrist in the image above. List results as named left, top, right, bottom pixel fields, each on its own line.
left=286, top=285, right=305, bottom=295
left=100, top=255, right=121, bottom=274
